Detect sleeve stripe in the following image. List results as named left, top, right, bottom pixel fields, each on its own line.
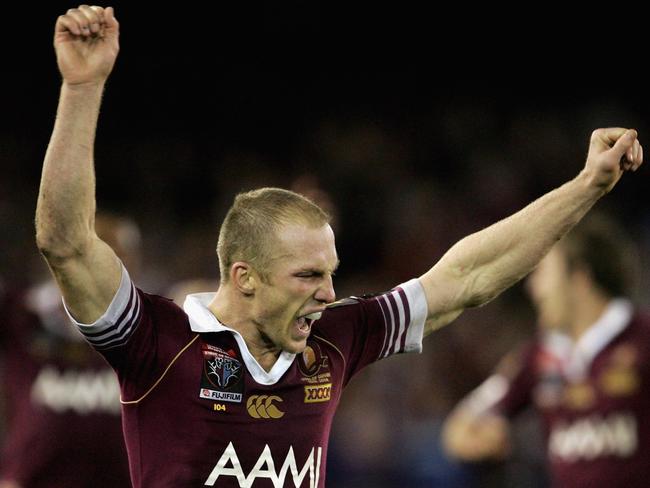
left=396, top=287, right=410, bottom=352
left=66, top=265, right=143, bottom=350
left=378, top=295, right=397, bottom=357
left=82, top=284, right=137, bottom=338
left=385, top=292, right=403, bottom=356
left=376, top=295, right=391, bottom=358
left=374, top=279, right=425, bottom=359
left=385, top=289, right=410, bottom=357
left=82, top=295, right=142, bottom=350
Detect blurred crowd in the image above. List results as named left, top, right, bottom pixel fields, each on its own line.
left=2, top=72, right=650, bottom=486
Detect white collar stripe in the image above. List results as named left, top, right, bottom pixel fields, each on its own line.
left=183, top=293, right=295, bottom=385
left=568, top=299, right=633, bottom=380
left=542, top=299, right=633, bottom=380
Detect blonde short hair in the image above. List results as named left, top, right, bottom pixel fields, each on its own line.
left=217, top=188, right=330, bottom=282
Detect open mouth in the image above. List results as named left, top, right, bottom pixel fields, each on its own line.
left=304, top=311, right=322, bottom=321
left=294, top=311, right=323, bottom=338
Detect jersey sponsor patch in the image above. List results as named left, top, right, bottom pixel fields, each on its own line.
left=549, top=412, right=638, bottom=462
left=599, top=344, right=641, bottom=397
left=204, top=442, right=322, bottom=487
left=304, top=383, right=332, bottom=403
left=31, top=365, right=121, bottom=415
left=298, top=341, right=329, bottom=378
left=563, top=382, right=596, bottom=410
left=298, top=339, right=333, bottom=391
left=247, top=395, right=285, bottom=419
left=199, top=343, right=244, bottom=403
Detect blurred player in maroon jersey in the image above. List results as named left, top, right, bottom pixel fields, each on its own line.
left=443, top=215, right=650, bottom=487
left=0, top=213, right=138, bottom=488
left=35, top=5, right=643, bottom=488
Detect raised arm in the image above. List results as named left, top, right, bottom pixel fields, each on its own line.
left=420, top=128, right=643, bottom=333
left=35, top=6, right=121, bottom=323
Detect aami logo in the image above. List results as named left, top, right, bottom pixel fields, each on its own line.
left=247, top=395, right=285, bottom=419
left=30, top=366, right=120, bottom=415
left=204, top=442, right=322, bottom=487
left=549, top=412, right=637, bottom=462
left=304, top=383, right=332, bottom=403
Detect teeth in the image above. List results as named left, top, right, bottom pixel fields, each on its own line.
left=304, top=312, right=322, bottom=321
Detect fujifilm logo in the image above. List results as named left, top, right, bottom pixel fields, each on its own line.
left=204, top=442, right=322, bottom=487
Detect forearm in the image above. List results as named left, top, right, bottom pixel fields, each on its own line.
left=456, top=172, right=601, bottom=303
left=36, top=82, right=105, bottom=261
left=36, top=6, right=123, bottom=323
left=422, top=171, right=603, bottom=318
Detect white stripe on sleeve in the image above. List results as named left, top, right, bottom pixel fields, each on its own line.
left=63, top=265, right=142, bottom=350
left=376, top=278, right=427, bottom=357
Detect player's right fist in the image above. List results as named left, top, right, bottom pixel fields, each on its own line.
left=54, top=5, right=120, bottom=85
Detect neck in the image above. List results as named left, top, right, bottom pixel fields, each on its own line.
left=568, top=290, right=611, bottom=341
left=208, top=286, right=281, bottom=372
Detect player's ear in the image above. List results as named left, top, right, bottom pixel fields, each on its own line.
left=231, top=262, right=256, bottom=296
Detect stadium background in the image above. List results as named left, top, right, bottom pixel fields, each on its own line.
left=1, top=3, right=649, bottom=486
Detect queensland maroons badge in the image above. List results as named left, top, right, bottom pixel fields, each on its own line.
left=199, top=343, right=244, bottom=403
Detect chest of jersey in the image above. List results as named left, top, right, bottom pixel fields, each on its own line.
left=532, top=340, right=648, bottom=414
left=124, top=332, right=342, bottom=487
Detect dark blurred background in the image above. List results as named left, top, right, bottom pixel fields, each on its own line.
left=1, top=3, right=649, bottom=486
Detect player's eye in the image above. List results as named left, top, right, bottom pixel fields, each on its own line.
left=296, top=272, right=321, bottom=278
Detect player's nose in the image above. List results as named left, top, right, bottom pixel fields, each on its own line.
left=315, top=275, right=335, bottom=304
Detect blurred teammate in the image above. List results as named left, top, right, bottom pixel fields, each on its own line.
left=0, top=213, right=138, bottom=488
left=443, top=215, right=650, bottom=487
left=36, top=5, right=643, bottom=488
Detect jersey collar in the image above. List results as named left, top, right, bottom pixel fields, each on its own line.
left=544, top=299, right=633, bottom=381
left=183, top=292, right=296, bottom=385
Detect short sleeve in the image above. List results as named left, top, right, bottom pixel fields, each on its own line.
left=313, top=278, right=428, bottom=385
left=63, top=265, right=143, bottom=351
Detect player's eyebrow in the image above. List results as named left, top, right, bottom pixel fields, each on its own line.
left=295, top=259, right=340, bottom=276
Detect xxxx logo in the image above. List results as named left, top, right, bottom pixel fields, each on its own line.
left=304, top=383, right=332, bottom=403
left=246, top=395, right=285, bottom=419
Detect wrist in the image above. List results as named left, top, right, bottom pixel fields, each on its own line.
left=575, top=168, right=609, bottom=199
left=61, top=80, right=106, bottom=95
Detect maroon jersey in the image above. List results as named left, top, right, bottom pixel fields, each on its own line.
left=0, top=282, right=130, bottom=487
left=69, top=267, right=427, bottom=487
left=472, top=300, right=650, bottom=488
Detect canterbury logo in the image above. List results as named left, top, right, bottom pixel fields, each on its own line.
left=247, top=395, right=285, bottom=419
